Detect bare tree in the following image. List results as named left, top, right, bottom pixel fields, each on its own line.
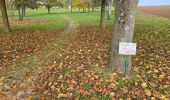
left=100, top=0, right=106, bottom=28
left=109, top=0, right=139, bottom=76
left=107, top=0, right=113, bottom=20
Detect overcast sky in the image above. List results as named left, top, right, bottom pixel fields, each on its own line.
left=139, top=0, right=170, bottom=6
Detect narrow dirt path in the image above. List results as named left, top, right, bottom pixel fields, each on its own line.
left=61, top=14, right=79, bottom=34
left=0, top=14, right=79, bottom=99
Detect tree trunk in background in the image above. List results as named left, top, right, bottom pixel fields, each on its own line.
left=107, top=0, right=113, bottom=20
left=88, top=3, right=90, bottom=15
left=11, top=8, right=14, bottom=19
left=5, top=0, right=9, bottom=10
left=71, top=6, right=73, bottom=13
left=18, top=7, right=23, bottom=21
left=79, top=8, right=80, bottom=12
left=21, top=4, right=24, bottom=19
left=84, top=8, right=86, bottom=13
left=83, top=8, right=85, bottom=13
left=9, top=1, right=15, bottom=19
left=0, top=0, right=10, bottom=32
left=109, top=0, right=139, bottom=76
left=48, top=7, right=51, bottom=14
left=23, top=5, right=26, bottom=16
left=88, top=8, right=90, bottom=14
left=100, top=0, right=106, bottom=28
left=92, top=7, right=94, bottom=12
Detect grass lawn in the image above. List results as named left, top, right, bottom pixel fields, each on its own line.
left=135, top=12, right=170, bottom=46
left=67, top=11, right=114, bottom=26
left=1, top=8, right=170, bottom=30
left=0, top=9, right=69, bottom=31
left=1, top=9, right=115, bottom=31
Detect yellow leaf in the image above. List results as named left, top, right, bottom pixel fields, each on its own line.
left=147, top=70, right=152, bottom=74
left=110, top=92, right=115, bottom=97
left=151, top=97, right=156, bottom=100
left=141, top=82, right=147, bottom=88
left=71, top=80, right=77, bottom=84
left=119, top=98, right=123, bottom=100
left=27, top=96, right=31, bottom=100
left=160, top=95, right=168, bottom=100
left=58, top=93, right=67, bottom=98
left=159, top=73, right=165, bottom=80
left=145, top=90, right=152, bottom=96
left=154, top=69, right=159, bottom=73
left=145, top=65, right=151, bottom=69
left=149, top=82, right=157, bottom=88
left=135, top=81, right=138, bottom=86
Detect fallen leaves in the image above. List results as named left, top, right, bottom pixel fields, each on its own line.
left=158, top=73, right=166, bottom=80
left=27, top=26, right=168, bottom=99
left=141, top=82, right=147, bottom=89
left=0, top=21, right=169, bottom=99
left=145, top=89, right=152, bottom=97
left=58, top=93, right=67, bottom=98
left=0, top=30, right=62, bottom=68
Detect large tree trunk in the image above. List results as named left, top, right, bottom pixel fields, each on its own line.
left=107, top=0, right=113, bottom=20
left=109, top=0, right=139, bottom=76
left=100, top=0, right=106, bottom=28
left=0, top=0, right=10, bottom=32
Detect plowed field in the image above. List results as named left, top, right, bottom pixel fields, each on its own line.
left=138, top=6, right=170, bottom=19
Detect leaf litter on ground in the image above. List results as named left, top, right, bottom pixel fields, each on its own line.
left=0, top=24, right=169, bottom=99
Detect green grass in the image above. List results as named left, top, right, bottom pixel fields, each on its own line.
left=135, top=12, right=170, bottom=39
left=1, top=8, right=170, bottom=33
left=66, top=11, right=115, bottom=26
left=2, top=8, right=115, bottom=31
left=2, top=9, right=72, bottom=31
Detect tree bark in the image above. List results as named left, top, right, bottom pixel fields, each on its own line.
left=0, top=0, right=10, bottom=32
left=109, top=0, right=139, bottom=76
left=107, top=0, right=113, bottom=20
left=100, top=0, right=106, bottom=28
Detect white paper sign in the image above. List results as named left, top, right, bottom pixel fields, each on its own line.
left=119, top=42, right=137, bottom=55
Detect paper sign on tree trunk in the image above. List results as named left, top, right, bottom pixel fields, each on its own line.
left=119, top=42, right=137, bottom=55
